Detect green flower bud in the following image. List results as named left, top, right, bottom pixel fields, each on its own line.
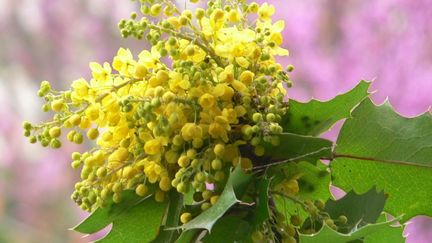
left=338, top=215, right=348, bottom=224
left=211, top=159, right=222, bottom=170
left=71, top=160, right=82, bottom=169
left=150, top=4, right=162, bottom=16
left=252, top=113, right=263, bottom=122
left=50, top=139, right=62, bottom=149
left=73, top=133, right=84, bottom=144
left=29, top=136, right=37, bottom=144
left=49, top=126, right=61, bottom=138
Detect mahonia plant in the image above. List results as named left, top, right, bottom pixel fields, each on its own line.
left=23, top=0, right=432, bottom=242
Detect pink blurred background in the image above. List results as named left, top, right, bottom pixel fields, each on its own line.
left=0, top=0, right=431, bottom=242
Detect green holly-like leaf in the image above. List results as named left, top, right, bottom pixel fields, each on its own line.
left=183, top=188, right=195, bottom=206
left=73, top=190, right=144, bottom=234
left=175, top=229, right=201, bottom=243
left=324, top=187, right=386, bottom=233
left=96, top=197, right=167, bottom=243
left=299, top=219, right=398, bottom=243
left=332, top=98, right=432, bottom=222
left=363, top=215, right=405, bottom=243
left=202, top=215, right=252, bottom=243
left=273, top=161, right=331, bottom=225
left=182, top=166, right=253, bottom=232
left=282, top=80, right=370, bottom=135
left=263, top=133, right=333, bottom=164
left=152, top=191, right=183, bottom=243
left=253, top=178, right=271, bottom=226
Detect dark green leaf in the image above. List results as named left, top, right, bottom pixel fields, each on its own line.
left=299, top=219, right=398, bottom=243
left=175, top=229, right=201, bottom=243
left=263, top=133, right=333, bottom=164
left=182, top=166, right=253, bottom=232
left=324, top=187, right=386, bottom=233
left=202, top=215, right=252, bottom=243
left=73, top=191, right=144, bottom=234
left=152, top=191, right=183, bottom=243
left=332, top=98, right=432, bottom=222
left=282, top=81, right=370, bottom=135
left=253, top=178, right=271, bottom=226
left=96, top=197, right=167, bottom=243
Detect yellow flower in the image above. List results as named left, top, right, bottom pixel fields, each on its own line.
left=270, top=32, right=283, bottom=45
left=213, top=83, right=234, bottom=101
left=210, top=9, right=225, bottom=32
left=228, top=9, right=241, bottom=23
left=209, top=116, right=230, bottom=142
left=101, top=94, right=120, bottom=113
left=71, top=78, right=90, bottom=102
left=144, top=160, right=162, bottom=183
left=108, top=147, right=129, bottom=164
left=239, top=70, right=254, bottom=85
left=112, top=48, right=136, bottom=76
left=85, top=103, right=101, bottom=121
left=113, top=124, right=130, bottom=141
left=257, top=20, right=289, bottom=56
left=209, top=122, right=228, bottom=142
left=134, top=63, right=148, bottom=79
left=144, top=139, right=163, bottom=155
left=215, top=29, right=256, bottom=59
left=181, top=123, right=203, bottom=141
left=89, top=62, right=112, bottom=85
left=167, top=16, right=181, bottom=30
left=258, top=3, right=275, bottom=21
left=235, top=57, right=250, bottom=68
left=218, top=65, right=235, bottom=83
left=232, top=80, right=248, bottom=93
left=222, top=108, right=238, bottom=124
left=232, top=43, right=245, bottom=57
left=169, top=71, right=191, bottom=93
left=199, top=93, right=216, bottom=109
left=138, top=46, right=161, bottom=70
left=272, top=82, right=287, bottom=96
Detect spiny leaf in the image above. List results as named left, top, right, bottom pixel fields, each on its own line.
left=299, top=219, right=399, bottom=243
left=324, top=187, right=386, bottom=233
left=253, top=178, right=271, bottom=226
left=332, top=98, right=432, bottom=222
left=262, top=133, right=333, bottom=165
left=183, top=188, right=195, bottom=206
left=282, top=80, right=370, bottom=135
left=175, top=229, right=201, bottom=243
left=363, top=215, right=405, bottom=243
left=182, top=166, right=253, bottom=232
left=152, top=191, right=183, bottom=243
left=73, top=190, right=144, bottom=234
left=202, top=216, right=252, bottom=243
left=96, top=197, right=167, bottom=243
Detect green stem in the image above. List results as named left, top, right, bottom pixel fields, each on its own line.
left=147, top=24, right=224, bottom=67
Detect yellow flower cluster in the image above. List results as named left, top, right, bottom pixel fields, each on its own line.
left=24, top=0, right=293, bottom=213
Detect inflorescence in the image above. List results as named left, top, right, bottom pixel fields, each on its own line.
left=24, top=0, right=297, bottom=236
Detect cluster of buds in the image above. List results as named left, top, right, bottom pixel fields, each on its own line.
left=24, top=0, right=293, bottom=224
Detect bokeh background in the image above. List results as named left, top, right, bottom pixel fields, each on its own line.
left=0, top=0, right=431, bottom=242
